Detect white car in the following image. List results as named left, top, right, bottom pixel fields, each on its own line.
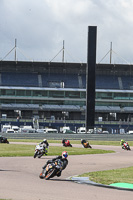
left=36, top=129, right=45, bottom=133
left=6, top=129, right=15, bottom=133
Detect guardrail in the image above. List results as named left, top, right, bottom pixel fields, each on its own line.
left=0, top=118, right=132, bottom=125
left=1, top=132, right=133, bottom=141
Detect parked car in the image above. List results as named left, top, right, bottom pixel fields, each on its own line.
left=36, top=129, right=45, bottom=133
left=6, top=129, right=15, bottom=133
left=102, top=131, right=109, bottom=134
left=45, top=128, right=58, bottom=134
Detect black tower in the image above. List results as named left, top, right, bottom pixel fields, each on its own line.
left=85, top=26, right=97, bottom=132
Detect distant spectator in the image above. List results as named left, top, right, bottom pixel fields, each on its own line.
left=17, top=116, right=20, bottom=122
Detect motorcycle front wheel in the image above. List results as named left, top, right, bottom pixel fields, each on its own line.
left=45, top=168, right=56, bottom=180
left=34, top=152, right=38, bottom=158
left=39, top=169, right=46, bottom=179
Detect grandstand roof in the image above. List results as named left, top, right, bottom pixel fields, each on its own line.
left=0, top=60, right=133, bottom=75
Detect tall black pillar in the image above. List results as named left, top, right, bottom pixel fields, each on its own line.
left=86, top=26, right=97, bottom=132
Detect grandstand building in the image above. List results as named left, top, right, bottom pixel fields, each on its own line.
left=0, top=60, right=133, bottom=128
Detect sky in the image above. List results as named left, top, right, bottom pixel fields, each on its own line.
left=0, top=0, right=133, bottom=64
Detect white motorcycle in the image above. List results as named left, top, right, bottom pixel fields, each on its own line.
left=34, top=144, right=48, bottom=158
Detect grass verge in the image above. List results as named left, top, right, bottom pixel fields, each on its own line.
left=0, top=144, right=114, bottom=157
left=78, top=166, right=133, bottom=185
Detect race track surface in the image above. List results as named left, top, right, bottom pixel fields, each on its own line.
left=0, top=143, right=133, bottom=200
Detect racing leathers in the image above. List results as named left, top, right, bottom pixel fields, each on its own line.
left=43, top=156, right=68, bottom=177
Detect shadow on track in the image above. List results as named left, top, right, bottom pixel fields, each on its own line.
left=0, top=169, right=20, bottom=172
left=44, top=178, right=73, bottom=182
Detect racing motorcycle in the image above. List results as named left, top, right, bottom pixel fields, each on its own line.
left=34, top=144, right=48, bottom=158
left=62, top=139, right=72, bottom=147
left=0, top=136, right=9, bottom=144
left=81, top=140, right=92, bottom=148
left=122, top=142, right=131, bottom=150
left=39, top=159, right=63, bottom=180
left=83, top=141, right=92, bottom=148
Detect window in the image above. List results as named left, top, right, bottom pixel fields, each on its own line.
left=49, top=91, right=64, bottom=98
left=96, top=92, right=112, bottom=99
left=26, top=90, right=31, bottom=96
left=114, top=92, right=129, bottom=100
left=1, top=89, right=15, bottom=96
left=16, top=90, right=25, bottom=96
left=33, top=90, right=42, bottom=97
left=65, top=91, right=80, bottom=98
left=80, top=92, right=86, bottom=98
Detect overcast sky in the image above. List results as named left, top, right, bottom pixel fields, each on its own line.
left=0, top=0, right=133, bottom=64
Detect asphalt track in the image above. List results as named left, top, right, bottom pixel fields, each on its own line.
left=0, top=143, right=133, bottom=200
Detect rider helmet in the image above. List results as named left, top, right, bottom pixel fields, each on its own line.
left=62, top=138, right=65, bottom=143
left=62, top=151, right=68, bottom=159
left=121, top=139, right=124, bottom=144
left=43, top=139, right=47, bottom=142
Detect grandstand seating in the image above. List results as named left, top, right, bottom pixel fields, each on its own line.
left=82, top=74, right=120, bottom=89
left=121, top=76, right=133, bottom=90
left=64, top=74, right=79, bottom=88
left=96, top=75, right=119, bottom=89
left=41, top=73, right=79, bottom=88
left=1, top=72, right=38, bottom=87
left=1, top=72, right=133, bottom=90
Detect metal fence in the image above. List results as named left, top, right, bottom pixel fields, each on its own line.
left=1, top=132, right=133, bottom=141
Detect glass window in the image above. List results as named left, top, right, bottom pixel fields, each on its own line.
left=65, top=91, right=80, bottom=98
left=33, top=90, right=42, bottom=97
left=80, top=92, right=86, bottom=98
left=49, top=91, right=64, bottom=98
left=2, top=99, right=15, bottom=103
left=129, top=93, right=133, bottom=99
left=41, top=90, right=48, bottom=97
left=26, top=90, right=31, bottom=96
left=96, top=92, right=112, bottom=99
left=16, top=99, right=31, bottom=104
left=16, top=90, right=25, bottom=96
left=114, top=92, right=129, bottom=99
left=1, top=89, right=15, bottom=96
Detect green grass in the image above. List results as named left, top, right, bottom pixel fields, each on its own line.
left=0, top=143, right=114, bottom=157
left=78, top=166, right=133, bottom=185
left=0, top=144, right=35, bottom=157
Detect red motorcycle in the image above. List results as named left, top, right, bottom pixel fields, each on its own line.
left=62, top=139, right=72, bottom=147
left=123, top=142, right=131, bottom=150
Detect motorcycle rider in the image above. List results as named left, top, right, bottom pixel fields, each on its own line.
left=120, top=139, right=126, bottom=149
left=81, top=139, right=91, bottom=148
left=42, top=151, right=68, bottom=177
left=120, top=139, right=125, bottom=148
left=39, top=139, right=49, bottom=154
left=81, top=139, right=87, bottom=145
left=62, top=138, right=70, bottom=147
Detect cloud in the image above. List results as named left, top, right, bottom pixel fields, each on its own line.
left=0, top=0, right=133, bottom=64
